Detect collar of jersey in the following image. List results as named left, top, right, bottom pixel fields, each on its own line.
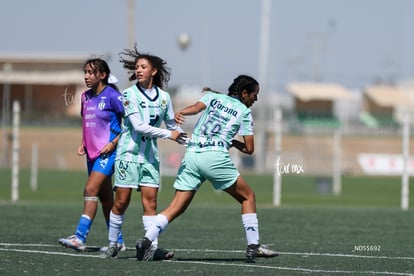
left=136, top=83, right=159, bottom=101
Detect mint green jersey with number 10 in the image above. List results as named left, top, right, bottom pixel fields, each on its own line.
left=187, top=92, right=253, bottom=153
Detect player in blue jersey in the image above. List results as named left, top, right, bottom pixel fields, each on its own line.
left=59, top=58, right=126, bottom=252
left=104, top=46, right=187, bottom=259
left=136, top=75, right=278, bottom=262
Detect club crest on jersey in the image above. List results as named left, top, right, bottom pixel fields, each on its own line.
left=161, top=99, right=167, bottom=110
left=98, top=101, right=106, bottom=110
left=122, top=91, right=130, bottom=106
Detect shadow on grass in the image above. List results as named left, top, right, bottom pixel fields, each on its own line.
left=84, top=246, right=102, bottom=252
left=109, top=255, right=249, bottom=263
left=174, top=257, right=248, bottom=262
left=85, top=247, right=249, bottom=262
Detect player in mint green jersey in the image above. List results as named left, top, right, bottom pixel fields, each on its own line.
left=105, top=46, right=187, bottom=259
left=136, top=75, right=278, bottom=262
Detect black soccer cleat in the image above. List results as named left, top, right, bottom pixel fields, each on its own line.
left=136, top=237, right=152, bottom=261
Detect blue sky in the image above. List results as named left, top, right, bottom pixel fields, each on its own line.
left=1, top=0, right=413, bottom=93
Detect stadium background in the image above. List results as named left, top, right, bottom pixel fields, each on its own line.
left=0, top=55, right=412, bottom=177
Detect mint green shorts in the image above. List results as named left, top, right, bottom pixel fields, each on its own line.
left=114, top=159, right=160, bottom=189
left=173, top=151, right=239, bottom=191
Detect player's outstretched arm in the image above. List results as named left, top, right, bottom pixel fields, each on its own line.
left=231, top=135, right=254, bottom=155
left=175, top=102, right=206, bottom=124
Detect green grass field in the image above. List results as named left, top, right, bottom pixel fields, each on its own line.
left=1, top=169, right=414, bottom=275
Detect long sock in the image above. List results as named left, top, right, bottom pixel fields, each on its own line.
left=144, top=214, right=169, bottom=242
left=75, top=214, right=92, bottom=243
left=242, top=213, right=259, bottom=245
left=106, top=219, right=124, bottom=244
left=143, top=215, right=159, bottom=248
left=108, top=211, right=124, bottom=245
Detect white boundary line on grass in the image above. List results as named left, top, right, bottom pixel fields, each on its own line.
left=0, top=247, right=102, bottom=258
left=171, top=248, right=414, bottom=261
left=167, top=260, right=414, bottom=276
left=2, top=243, right=414, bottom=261
left=1, top=243, right=414, bottom=276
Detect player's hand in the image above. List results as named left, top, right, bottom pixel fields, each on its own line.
left=169, top=130, right=180, bottom=141
left=170, top=130, right=189, bottom=145
left=176, top=132, right=190, bottom=145
left=99, top=142, right=115, bottom=157
left=77, top=144, right=86, bottom=156
left=174, top=112, right=185, bottom=125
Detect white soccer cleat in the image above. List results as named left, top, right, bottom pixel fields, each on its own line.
left=246, top=244, right=278, bottom=262
left=100, top=242, right=126, bottom=253
left=103, top=243, right=120, bottom=258
left=58, top=235, right=86, bottom=252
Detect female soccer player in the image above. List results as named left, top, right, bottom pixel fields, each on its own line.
left=136, top=75, right=278, bottom=262
left=105, top=46, right=186, bottom=259
left=59, top=58, right=125, bottom=251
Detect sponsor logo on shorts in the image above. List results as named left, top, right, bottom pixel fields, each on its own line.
left=100, top=157, right=109, bottom=168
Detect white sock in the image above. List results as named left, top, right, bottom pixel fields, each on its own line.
left=242, top=213, right=259, bottom=245
left=144, top=214, right=169, bottom=242
left=108, top=211, right=124, bottom=245
left=143, top=215, right=159, bottom=248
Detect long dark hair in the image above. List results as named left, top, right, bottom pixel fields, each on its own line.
left=228, top=75, right=259, bottom=99
left=119, top=44, right=171, bottom=89
left=83, top=58, right=110, bottom=85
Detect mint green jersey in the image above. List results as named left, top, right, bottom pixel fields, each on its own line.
left=116, top=85, right=176, bottom=163
left=187, top=92, right=253, bottom=152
